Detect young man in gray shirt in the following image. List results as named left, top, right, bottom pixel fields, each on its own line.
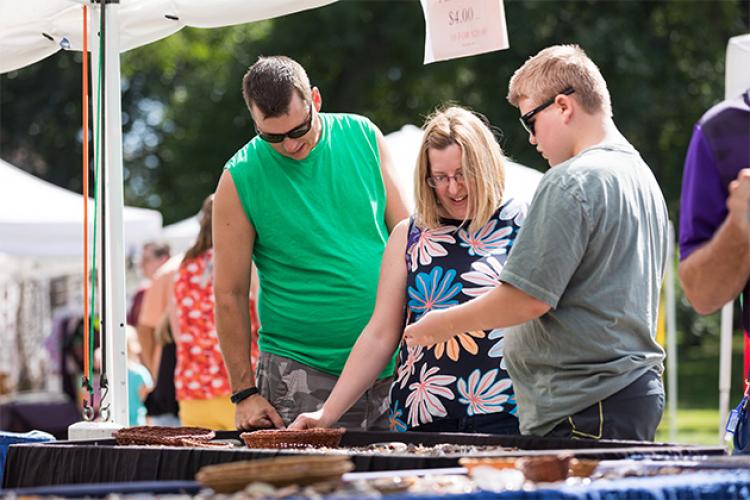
left=405, top=44, right=668, bottom=441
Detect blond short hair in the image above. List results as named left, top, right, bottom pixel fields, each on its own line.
left=507, top=44, right=612, bottom=117
left=414, top=106, right=505, bottom=233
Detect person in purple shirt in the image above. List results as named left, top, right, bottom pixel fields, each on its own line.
left=679, top=88, right=750, bottom=328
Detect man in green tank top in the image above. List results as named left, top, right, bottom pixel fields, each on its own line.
left=213, top=56, right=408, bottom=431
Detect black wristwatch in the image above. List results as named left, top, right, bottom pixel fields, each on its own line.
left=230, top=386, right=259, bottom=404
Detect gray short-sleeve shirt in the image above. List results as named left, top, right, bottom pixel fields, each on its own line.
left=500, top=142, right=668, bottom=436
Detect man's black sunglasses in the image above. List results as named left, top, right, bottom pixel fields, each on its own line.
left=519, top=87, right=575, bottom=136
left=255, top=103, right=313, bottom=143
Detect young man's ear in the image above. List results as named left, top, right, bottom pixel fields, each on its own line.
left=557, top=94, right=574, bottom=124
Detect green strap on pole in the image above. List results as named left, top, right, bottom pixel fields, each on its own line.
left=87, top=25, right=104, bottom=402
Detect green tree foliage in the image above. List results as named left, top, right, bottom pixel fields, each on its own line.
left=0, top=51, right=85, bottom=191
left=0, top=0, right=747, bottom=224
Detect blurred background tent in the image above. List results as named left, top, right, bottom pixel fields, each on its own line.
left=0, top=157, right=161, bottom=416
left=725, top=33, right=750, bottom=100
left=161, top=214, right=199, bottom=255
left=0, top=158, right=161, bottom=263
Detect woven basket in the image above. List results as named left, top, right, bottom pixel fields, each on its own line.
left=181, top=438, right=235, bottom=449
left=240, top=428, right=345, bottom=449
left=196, top=455, right=354, bottom=493
left=517, top=454, right=572, bottom=483
left=113, top=426, right=215, bottom=446
left=568, top=458, right=599, bottom=478
left=460, top=457, right=518, bottom=475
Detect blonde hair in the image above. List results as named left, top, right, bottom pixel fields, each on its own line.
left=414, top=105, right=505, bottom=233
left=507, top=44, right=612, bottom=117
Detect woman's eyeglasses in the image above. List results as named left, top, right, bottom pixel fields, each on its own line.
left=255, top=103, right=313, bottom=143
left=427, top=173, right=465, bottom=188
left=519, top=87, right=575, bottom=136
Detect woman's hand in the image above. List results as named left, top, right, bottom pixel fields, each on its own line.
left=288, top=409, right=333, bottom=430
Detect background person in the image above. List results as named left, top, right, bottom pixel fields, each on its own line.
left=678, top=88, right=750, bottom=325
left=138, top=254, right=181, bottom=427
left=173, top=195, right=235, bottom=429
left=127, top=242, right=169, bottom=328
left=126, top=326, right=153, bottom=426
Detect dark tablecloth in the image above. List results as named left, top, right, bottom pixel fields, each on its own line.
left=0, top=398, right=80, bottom=439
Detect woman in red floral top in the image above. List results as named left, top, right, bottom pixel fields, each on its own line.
left=174, top=195, right=258, bottom=429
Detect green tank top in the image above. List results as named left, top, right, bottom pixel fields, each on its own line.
left=226, top=113, right=394, bottom=377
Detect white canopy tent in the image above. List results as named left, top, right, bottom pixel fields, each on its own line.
left=0, top=158, right=162, bottom=259
left=161, top=214, right=199, bottom=255
left=0, top=0, right=338, bottom=74
left=1, top=0, right=340, bottom=427
left=725, top=34, right=750, bottom=100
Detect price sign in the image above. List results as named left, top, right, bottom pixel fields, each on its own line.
left=420, top=0, right=509, bottom=64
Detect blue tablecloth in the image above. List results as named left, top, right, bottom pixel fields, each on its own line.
left=0, top=480, right=200, bottom=497
left=0, top=470, right=749, bottom=498
left=366, top=470, right=750, bottom=499
left=0, top=430, right=55, bottom=485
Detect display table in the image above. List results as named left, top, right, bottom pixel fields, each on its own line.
left=3, top=430, right=724, bottom=488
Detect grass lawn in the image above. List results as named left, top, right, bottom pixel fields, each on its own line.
left=654, top=333, right=744, bottom=446
left=656, top=408, right=727, bottom=445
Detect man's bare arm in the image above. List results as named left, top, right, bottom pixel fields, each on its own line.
left=213, top=170, right=284, bottom=429
left=135, top=324, right=158, bottom=377
left=680, top=169, right=750, bottom=314
left=214, top=170, right=255, bottom=391
left=375, top=127, right=409, bottom=232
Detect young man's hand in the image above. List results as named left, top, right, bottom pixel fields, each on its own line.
left=403, top=309, right=454, bottom=347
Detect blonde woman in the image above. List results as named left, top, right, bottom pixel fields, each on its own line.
left=291, top=106, right=526, bottom=434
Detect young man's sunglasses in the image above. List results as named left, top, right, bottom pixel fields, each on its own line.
left=255, top=103, right=314, bottom=143
left=519, top=87, right=575, bottom=136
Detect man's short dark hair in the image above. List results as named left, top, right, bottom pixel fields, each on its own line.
left=242, top=56, right=312, bottom=118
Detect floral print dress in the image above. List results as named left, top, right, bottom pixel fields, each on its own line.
left=174, top=249, right=260, bottom=401
left=388, top=198, right=526, bottom=432
left=174, top=249, right=231, bottom=401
